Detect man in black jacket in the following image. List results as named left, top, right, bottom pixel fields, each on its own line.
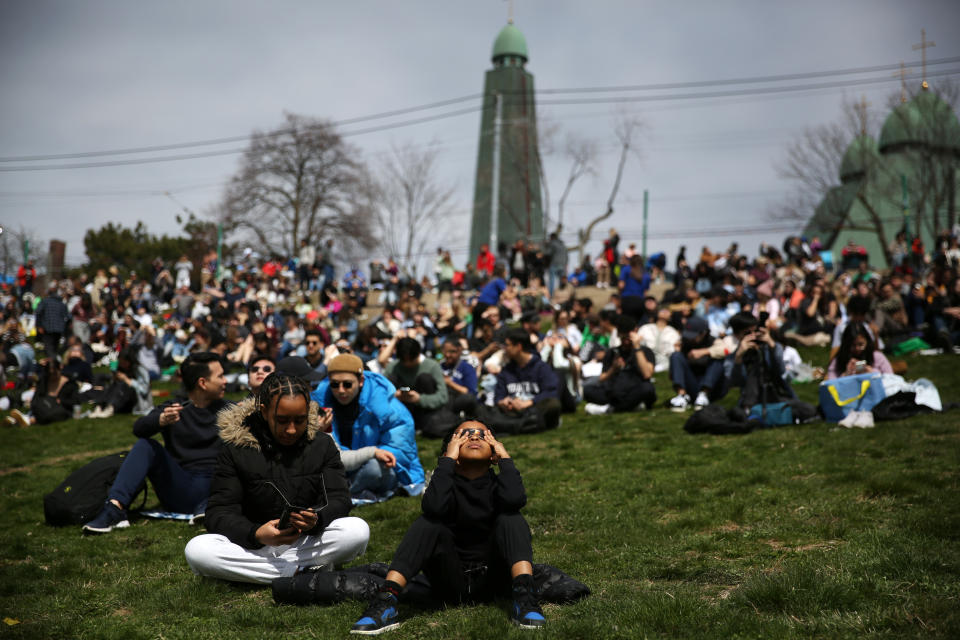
left=184, top=372, right=369, bottom=584
left=350, top=421, right=544, bottom=634
left=82, top=352, right=231, bottom=534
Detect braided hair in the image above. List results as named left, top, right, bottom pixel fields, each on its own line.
left=256, top=371, right=313, bottom=433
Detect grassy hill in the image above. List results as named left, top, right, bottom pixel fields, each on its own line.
left=1, top=349, right=957, bottom=639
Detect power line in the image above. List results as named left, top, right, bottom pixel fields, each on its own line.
left=3, top=55, right=958, bottom=165
left=538, top=66, right=960, bottom=107
left=6, top=65, right=957, bottom=173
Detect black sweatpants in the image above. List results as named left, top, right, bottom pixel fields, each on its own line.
left=388, top=513, right=533, bottom=603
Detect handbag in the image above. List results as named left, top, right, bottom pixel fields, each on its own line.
left=818, top=373, right=886, bottom=422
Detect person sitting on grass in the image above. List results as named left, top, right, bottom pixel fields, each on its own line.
left=87, top=344, right=153, bottom=418
left=246, top=354, right=275, bottom=398
left=826, top=322, right=893, bottom=380
left=184, top=372, right=369, bottom=584
left=349, top=420, right=545, bottom=635
left=82, top=352, right=231, bottom=534
left=311, top=353, right=425, bottom=501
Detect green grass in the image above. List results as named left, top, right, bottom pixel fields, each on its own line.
left=1, top=350, right=958, bottom=638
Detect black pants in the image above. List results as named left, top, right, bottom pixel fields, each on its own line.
left=389, top=513, right=533, bottom=604
left=397, top=373, right=444, bottom=434
left=481, top=398, right=561, bottom=435
left=41, top=331, right=63, bottom=361
left=583, top=374, right=656, bottom=412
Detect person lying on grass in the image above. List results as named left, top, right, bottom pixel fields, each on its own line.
left=184, top=371, right=369, bottom=584
left=349, top=420, right=545, bottom=635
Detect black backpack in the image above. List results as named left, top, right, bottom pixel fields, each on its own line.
left=43, top=452, right=146, bottom=526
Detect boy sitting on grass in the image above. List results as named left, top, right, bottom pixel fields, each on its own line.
left=350, top=420, right=545, bottom=634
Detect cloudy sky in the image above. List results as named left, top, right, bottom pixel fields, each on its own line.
left=1, top=0, right=958, bottom=274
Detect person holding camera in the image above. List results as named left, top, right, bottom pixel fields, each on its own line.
left=184, top=371, right=369, bottom=584
left=582, top=314, right=656, bottom=415
left=349, top=421, right=545, bottom=634
left=726, top=312, right=796, bottom=408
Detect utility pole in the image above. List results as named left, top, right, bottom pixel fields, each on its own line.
left=642, top=189, right=649, bottom=259
left=490, top=92, right=502, bottom=254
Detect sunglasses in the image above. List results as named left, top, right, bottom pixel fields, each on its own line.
left=329, top=380, right=355, bottom=390
left=250, top=366, right=274, bottom=373
left=458, top=427, right=486, bottom=438
left=305, top=340, right=321, bottom=346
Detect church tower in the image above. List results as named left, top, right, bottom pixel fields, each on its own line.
left=469, top=21, right=543, bottom=262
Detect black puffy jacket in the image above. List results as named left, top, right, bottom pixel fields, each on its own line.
left=206, top=398, right=352, bottom=549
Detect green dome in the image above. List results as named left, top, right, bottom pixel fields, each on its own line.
left=839, top=134, right=877, bottom=183
left=492, top=23, right=528, bottom=63
left=878, top=90, right=960, bottom=153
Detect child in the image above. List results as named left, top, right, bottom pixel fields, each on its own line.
left=350, top=421, right=545, bottom=634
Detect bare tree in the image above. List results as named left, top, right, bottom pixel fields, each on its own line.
left=0, top=225, right=47, bottom=279
left=217, top=112, right=377, bottom=259
left=368, top=142, right=458, bottom=278
left=570, top=115, right=644, bottom=261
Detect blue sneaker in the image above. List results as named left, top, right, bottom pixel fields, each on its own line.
left=350, top=590, right=399, bottom=635
left=82, top=501, right=130, bottom=534
left=511, top=583, right=546, bottom=629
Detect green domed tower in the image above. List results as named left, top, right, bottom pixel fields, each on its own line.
left=803, top=85, right=959, bottom=268
left=469, top=21, right=544, bottom=262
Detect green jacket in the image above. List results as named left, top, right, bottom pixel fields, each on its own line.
left=385, top=357, right=448, bottom=410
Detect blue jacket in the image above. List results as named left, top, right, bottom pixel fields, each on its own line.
left=311, top=371, right=425, bottom=495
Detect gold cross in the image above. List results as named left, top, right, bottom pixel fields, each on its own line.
left=912, top=28, right=936, bottom=89
left=892, top=61, right=911, bottom=103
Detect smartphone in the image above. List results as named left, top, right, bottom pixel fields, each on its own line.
left=854, top=360, right=867, bottom=373
left=398, top=387, right=411, bottom=393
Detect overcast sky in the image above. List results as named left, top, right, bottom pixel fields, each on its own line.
left=1, top=0, right=958, bottom=275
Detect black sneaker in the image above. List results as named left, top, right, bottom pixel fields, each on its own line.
left=511, top=583, right=546, bottom=629
left=350, top=590, right=400, bottom=635
left=82, top=501, right=130, bottom=534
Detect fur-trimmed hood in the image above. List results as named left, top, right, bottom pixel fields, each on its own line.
left=216, top=396, right=323, bottom=450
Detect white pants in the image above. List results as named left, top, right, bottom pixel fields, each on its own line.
left=184, top=516, right=370, bottom=584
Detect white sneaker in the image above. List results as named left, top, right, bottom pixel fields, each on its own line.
left=694, top=392, right=709, bottom=410
left=852, top=411, right=875, bottom=428
left=584, top=403, right=613, bottom=415
left=839, top=411, right=858, bottom=427
left=669, top=394, right=691, bottom=412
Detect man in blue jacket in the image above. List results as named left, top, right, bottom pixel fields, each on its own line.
left=311, top=354, right=425, bottom=501
left=486, top=328, right=561, bottom=434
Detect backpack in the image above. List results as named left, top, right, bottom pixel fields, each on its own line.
left=43, top=452, right=147, bottom=526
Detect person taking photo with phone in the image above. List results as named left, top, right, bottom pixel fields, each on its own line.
left=185, top=371, right=369, bottom=584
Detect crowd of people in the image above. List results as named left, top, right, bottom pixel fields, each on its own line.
left=3, top=227, right=959, bottom=631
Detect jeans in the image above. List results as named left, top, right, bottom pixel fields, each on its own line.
left=547, top=267, right=564, bottom=299
left=109, top=438, right=212, bottom=514
left=9, top=343, right=35, bottom=375
left=347, top=458, right=396, bottom=497
left=669, top=352, right=728, bottom=401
